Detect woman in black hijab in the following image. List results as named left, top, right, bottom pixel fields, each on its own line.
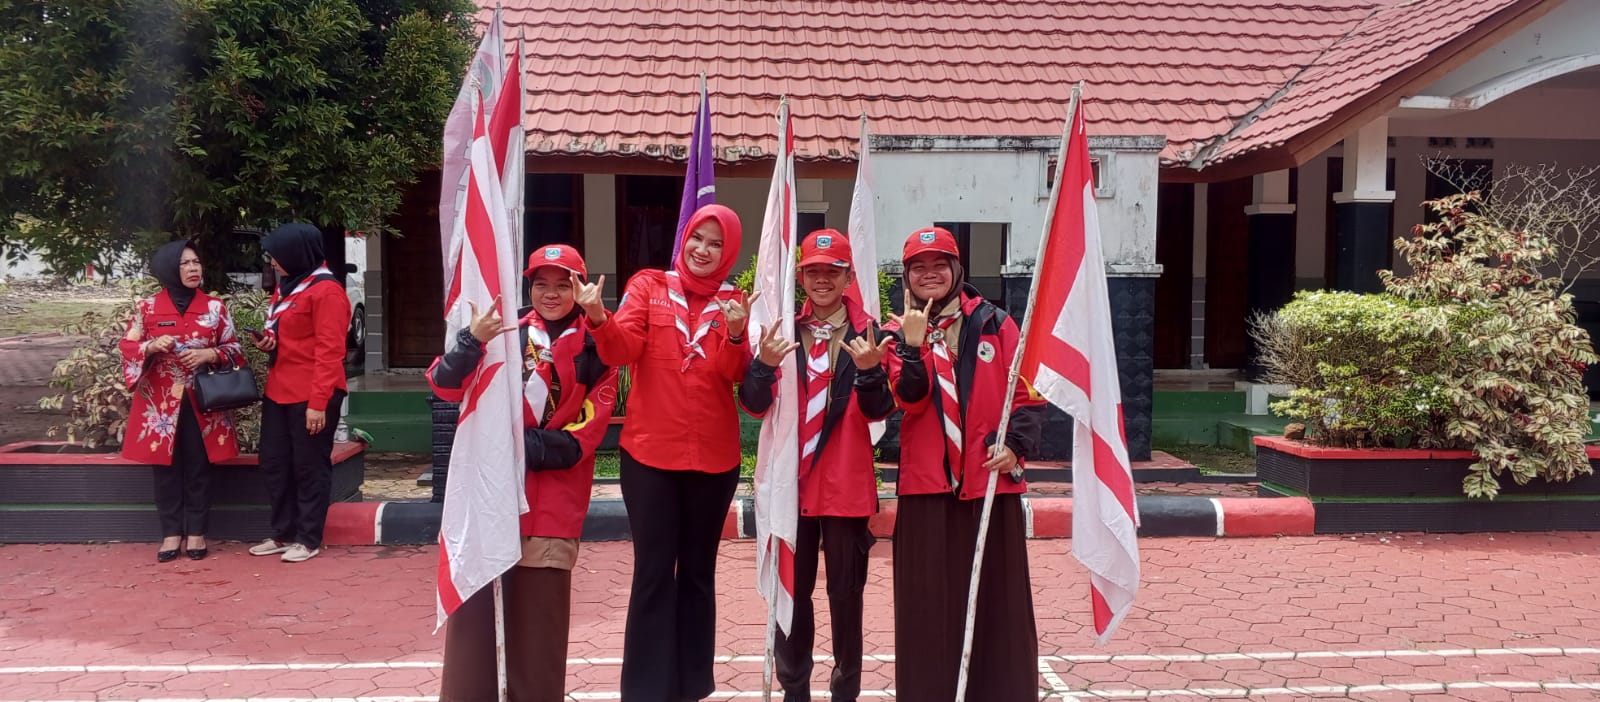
left=118, top=241, right=247, bottom=562
left=247, top=223, right=351, bottom=564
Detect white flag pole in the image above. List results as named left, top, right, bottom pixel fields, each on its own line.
left=952, top=81, right=1083, bottom=702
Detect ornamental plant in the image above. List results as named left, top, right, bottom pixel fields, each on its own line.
left=1256, top=193, right=1596, bottom=498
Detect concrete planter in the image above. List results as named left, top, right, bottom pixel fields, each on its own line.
left=1254, top=436, right=1600, bottom=533
left=0, top=441, right=367, bottom=543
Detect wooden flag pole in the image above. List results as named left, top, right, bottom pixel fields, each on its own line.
left=493, top=575, right=508, bottom=702
left=952, top=82, right=1083, bottom=702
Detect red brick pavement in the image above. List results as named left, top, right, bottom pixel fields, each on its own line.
left=3, top=534, right=1600, bottom=699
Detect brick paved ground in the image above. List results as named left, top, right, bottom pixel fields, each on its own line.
left=3, top=533, right=1599, bottom=699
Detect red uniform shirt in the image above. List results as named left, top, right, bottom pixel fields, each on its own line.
left=264, top=279, right=350, bottom=411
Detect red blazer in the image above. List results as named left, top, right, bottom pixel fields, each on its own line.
left=883, top=286, right=1044, bottom=499
left=428, top=313, right=618, bottom=538
left=586, top=270, right=749, bottom=473
left=264, top=279, right=349, bottom=411
left=118, top=290, right=244, bottom=465
left=738, top=300, right=893, bottom=517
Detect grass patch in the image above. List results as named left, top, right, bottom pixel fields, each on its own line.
left=0, top=300, right=107, bottom=337
left=593, top=451, right=756, bottom=479
left=1155, top=442, right=1256, bottom=474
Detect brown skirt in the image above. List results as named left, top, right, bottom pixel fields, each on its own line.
left=438, top=565, right=573, bottom=702
left=893, top=492, right=1038, bottom=702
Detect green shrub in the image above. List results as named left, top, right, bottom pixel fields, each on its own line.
left=1255, top=291, right=1454, bottom=448
left=39, top=281, right=272, bottom=453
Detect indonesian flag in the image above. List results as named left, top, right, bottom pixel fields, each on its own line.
left=434, top=96, right=527, bottom=631
left=846, top=115, right=885, bottom=445
left=1017, top=101, right=1140, bottom=643
left=749, top=100, right=800, bottom=635
left=440, top=11, right=506, bottom=323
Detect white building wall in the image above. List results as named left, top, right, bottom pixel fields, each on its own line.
left=868, top=135, right=1164, bottom=275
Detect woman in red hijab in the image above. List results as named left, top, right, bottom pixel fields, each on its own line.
left=573, top=203, right=755, bottom=702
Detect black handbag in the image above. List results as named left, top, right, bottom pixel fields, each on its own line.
left=192, top=362, right=261, bottom=412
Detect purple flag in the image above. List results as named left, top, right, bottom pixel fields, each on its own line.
left=671, top=76, right=715, bottom=261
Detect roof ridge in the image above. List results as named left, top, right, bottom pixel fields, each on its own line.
left=1186, top=2, right=1384, bottom=168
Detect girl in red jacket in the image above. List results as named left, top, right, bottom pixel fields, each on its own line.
left=247, top=223, right=351, bottom=564
left=119, top=241, right=246, bottom=562
left=573, top=203, right=754, bottom=702
left=883, top=226, right=1045, bottom=702
left=738, top=229, right=893, bottom=702
left=429, top=244, right=618, bottom=702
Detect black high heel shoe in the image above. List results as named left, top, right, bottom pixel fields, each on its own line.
left=186, top=537, right=208, bottom=560
left=157, top=549, right=179, bottom=563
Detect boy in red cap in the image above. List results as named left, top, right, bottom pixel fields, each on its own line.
left=428, top=243, right=619, bottom=702
left=572, top=204, right=756, bottom=702
left=739, top=229, right=893, bottom=702
left=883, top=226, right=1046, bottom=701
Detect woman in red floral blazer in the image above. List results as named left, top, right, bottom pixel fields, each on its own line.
left=118, top=241, right=245, bottom=562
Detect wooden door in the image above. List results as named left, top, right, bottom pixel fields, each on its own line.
left=1154, top=182, right=1194, bottom=368
left=1204, top=177, right=1252, bottom=368
left=385, top=172, right=446, bottom=368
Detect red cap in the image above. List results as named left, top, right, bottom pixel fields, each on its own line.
left=902, top=226, right=960, bottom=263
left=523, top=244, right=587, bottom=278
left=798, top=229, right=853, bottom=269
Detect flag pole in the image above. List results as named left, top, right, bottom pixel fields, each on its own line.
left=952, top=81, right=1083, bottom=702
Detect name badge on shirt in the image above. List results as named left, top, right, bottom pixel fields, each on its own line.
left=157, top=321, right=177, bottom=327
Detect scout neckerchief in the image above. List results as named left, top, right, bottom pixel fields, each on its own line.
left=665, top=270, right=735, bottom=371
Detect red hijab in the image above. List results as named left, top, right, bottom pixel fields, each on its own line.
left=673, top=204, right=743, bottom=297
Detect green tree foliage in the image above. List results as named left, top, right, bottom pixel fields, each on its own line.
left=0, top=0, right=475, bottom=276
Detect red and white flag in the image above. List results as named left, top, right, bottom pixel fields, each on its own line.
left=846, top=115, right=885, bottom=445
left=1018, top=100, right=1140, bottom=643
left=846, top=115, right=878, bottom=322
left=434, top=96, right=527, bottom=631
left=749, top=100, right=799, bottom=635
left=487, top=34, right=526, bottom=266
left=442, top=12, right=508, bottom=335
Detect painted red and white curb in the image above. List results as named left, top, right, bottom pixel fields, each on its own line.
left=326, top=494, right=1315, bottom=546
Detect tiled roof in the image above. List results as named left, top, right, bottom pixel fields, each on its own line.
left=1203, top=0, right=1527, bottom=166
left=488, top=0, right=1523, bottom=169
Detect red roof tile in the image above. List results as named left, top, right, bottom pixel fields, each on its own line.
left=1204, top=0, right=1527, bottom=166
left=483, top=0, right=1520, bottom=168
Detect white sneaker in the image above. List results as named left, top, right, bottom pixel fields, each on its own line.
left=248, top=539, right=290, bottom=556
left=281, top=544, right=320, bottom=562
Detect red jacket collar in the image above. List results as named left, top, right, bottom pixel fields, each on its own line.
left=152, top=288, right=212, bottom=316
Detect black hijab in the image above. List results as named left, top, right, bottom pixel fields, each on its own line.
left=151, top=240, right=197, bottom=314
left=262, top=222, right=326, bottom=292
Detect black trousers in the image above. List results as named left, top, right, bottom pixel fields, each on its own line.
left=893, top=493, right=1038, bottom=702
left=774, top=515, right=874, bottom=702
left=618, top=450, right=740, bottom=702
left=259, top=392, right=344, bottom=550
left=153, top=401, right=212, bottom=537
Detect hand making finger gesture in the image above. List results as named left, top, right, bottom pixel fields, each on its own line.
left=843, top=324, right=892, bottom=370
left=755, top=323, right=800, bottom=367
left=466, top=295, right=518, bottom=343
left=718, top=290, right=761, bottom=340
left=572, top=272, right=608, bottom=324
left=887, top=289, right=935, bottom=347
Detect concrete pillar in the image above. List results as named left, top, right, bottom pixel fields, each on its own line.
left=1332, top=117, right=1396, bottom=293
left=1244, top=169, right=1296, bottom=379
